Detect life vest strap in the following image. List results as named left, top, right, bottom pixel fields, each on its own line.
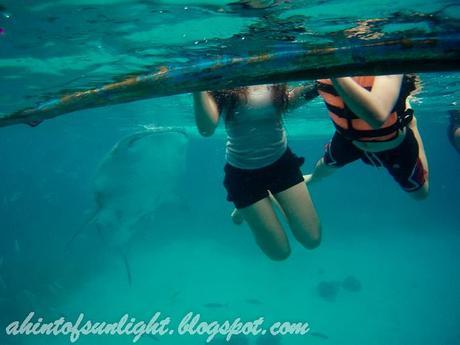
left=336, top=108, right=414, bottom=141
left=325, top=103, right=358, bottom=119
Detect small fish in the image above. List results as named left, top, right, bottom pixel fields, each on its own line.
left=170, top=290, right=181, bottom=301
left=203, top=303, right=228, bottom=309
left=21, top=289, right=37, bottom=305
left=310, top=331, right=329, bottom=340
left=14, top=240, right=21, bottom=254
left=50, top=281, right=64, bottom=290
left=10, top=191, right=23, bottom=203
left=147, top=334, right=160, bottom=342
left=166, top=290, right=181, bottom=306
left=48, top=307, right=69, bottom=319
left=47, top=284, right=59, bottom=296
left=0, top=274, right=7, bottom=291
left=245, top=298, right=263, bottom=305
left=120, top=249, right=132, bottom=287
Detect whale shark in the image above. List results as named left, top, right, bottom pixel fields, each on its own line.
left=69, top=127, right=189, bottom=285
left=91, top=127, right=188, bottom=244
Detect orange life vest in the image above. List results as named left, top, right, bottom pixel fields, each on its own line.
left=317, top=76, right=410, bottom=142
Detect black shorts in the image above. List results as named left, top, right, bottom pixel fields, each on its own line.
left=224, top=147, right=305, bottom=209
left=323, top=128, right=426, bottom=192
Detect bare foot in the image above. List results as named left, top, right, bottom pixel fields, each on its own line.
left=303, top=174, right=313, bottom=184
left=231, top=208, right=244, bottom=225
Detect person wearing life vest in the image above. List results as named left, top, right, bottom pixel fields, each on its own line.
left=304, top=74, right=429, bottom=199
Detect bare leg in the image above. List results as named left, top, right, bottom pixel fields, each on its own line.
left=304, top=157, right=338, bottom=184
left=407, top=117, right=429, bottom=199
left=454, top=128, right=460, bottom=153
left=273, top=181, right=321, bottom=250
left=231, top=208, right=244, bottom=225
left=239, top=197, right=291, bottom=261
left=232, top=192, right=284, bottom=225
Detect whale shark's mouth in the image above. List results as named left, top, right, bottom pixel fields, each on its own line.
left=140, top=125, right=189, bottom=138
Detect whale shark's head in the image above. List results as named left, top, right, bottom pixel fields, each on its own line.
left=91, top=127, right=189, bottom=248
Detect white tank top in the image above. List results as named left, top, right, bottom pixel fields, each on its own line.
left=224, top=85, right=287, bottom=169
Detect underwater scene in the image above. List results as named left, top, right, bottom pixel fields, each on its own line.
left=1, top=1, right=460, bottom=345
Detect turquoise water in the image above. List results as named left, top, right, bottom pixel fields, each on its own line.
left=1, top=1, right=460, bottom=345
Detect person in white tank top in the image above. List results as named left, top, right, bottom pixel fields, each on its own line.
left=193, top=84, right=321, bottom=261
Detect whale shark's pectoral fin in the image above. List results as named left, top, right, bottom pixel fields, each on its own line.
left=65, top=208, right=102, bottom=251
left=27, top=119, right=44, bottom=127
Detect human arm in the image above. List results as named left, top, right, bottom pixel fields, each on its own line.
left=286, top=81, right=319, bottom=111
left=331, top=75, right=403, bottom=129
left=192, top=91, right=220, bottom=137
